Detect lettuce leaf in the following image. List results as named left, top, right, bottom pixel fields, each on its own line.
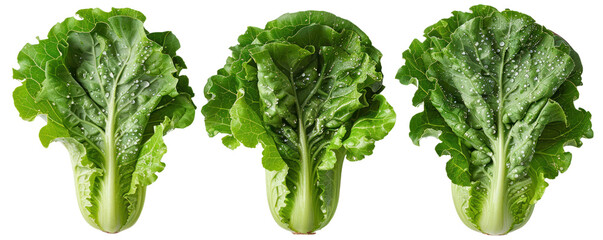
left=12, top=8, right=195, bottom=233
left=398, top=5, right=592, bottom=235
left=203, top=11, right=395, bottom=233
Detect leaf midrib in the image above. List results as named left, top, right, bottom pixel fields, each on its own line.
left=479, top=23, right=512, bottom=234
left=287, top=69, right=317, bottom=233
left=98, top=39, right=133, bottom=231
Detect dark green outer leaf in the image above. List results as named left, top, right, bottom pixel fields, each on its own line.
left=13, top=9, right=145, bottom=147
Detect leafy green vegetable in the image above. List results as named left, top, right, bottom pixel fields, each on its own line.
left=203, top=11, right=395, bottom=234
left=398, top=5, right=592, bottom=235
left=12, top=8, right=195, bottom=233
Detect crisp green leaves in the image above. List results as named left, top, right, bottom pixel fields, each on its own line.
left=399, top=5, right=592, bottom=235
left=230, top=89, right=286, bottom=171
left=12, top=8, right=195, bottom=233
left=203, top=11, right=395, bottom=233
left=343, top=95, right=395, bottom=161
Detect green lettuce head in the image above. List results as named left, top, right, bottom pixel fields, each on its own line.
left=398, top=5, right=592, bottom=235
left=12, top=8, right=195, bottom=233
left=203, top=11, right=395, bottom=234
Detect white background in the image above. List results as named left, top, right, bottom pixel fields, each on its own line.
left=1, top=0, right=600, bottom=239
